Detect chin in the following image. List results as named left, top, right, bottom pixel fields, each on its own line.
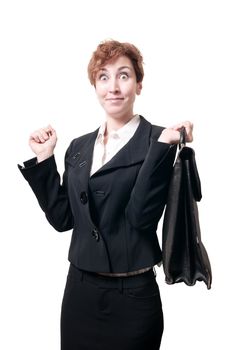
left=105, top=106, right=130, bottom=117
left=107, top=112, right=127, bottom=119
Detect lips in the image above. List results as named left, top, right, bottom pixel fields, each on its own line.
left=105, top=98, right=124, bottom=101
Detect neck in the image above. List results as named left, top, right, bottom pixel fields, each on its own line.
left=105, top=113, right=135, bottom=135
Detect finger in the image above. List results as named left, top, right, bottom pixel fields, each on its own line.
left=183, top=121, right=193, bottom=132
left=44, top=125, right=53, bottom=136
left=45, top=125, right=57, bottom=138
left=29, top=132, right=42, bottom=143
left=30, top=130, right=48, bottom=143
left=40, top=128, right=52, bottom=141
left=185, top=127, right=193, bottom=143
left=183, top=122, right=194, bottom=142
left=172, top=121, right=193, bottom=131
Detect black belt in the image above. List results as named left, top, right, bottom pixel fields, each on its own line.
left=68, top=264, right=156, bottom=289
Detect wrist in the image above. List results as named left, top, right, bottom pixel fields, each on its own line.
left=158, top=130, right=172, bottom=144
left=158, top=128, right=180, bottom=144
left=37, top=152, right=54, bottom=163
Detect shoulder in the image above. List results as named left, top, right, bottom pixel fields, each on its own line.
left=140, top=115, right=165, bottom=141
left=66, top=129, right=98, bottom=152
left=151, top=124, right=165, bottom=133
left=71, top=130, right=98, bottom=147
left=63, top=129, right=99, bottom=162
left=150, top=124, right=165, bottom=141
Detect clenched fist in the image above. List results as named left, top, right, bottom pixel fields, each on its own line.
left=29, top=125, right=57, bottom=163
left=158, top=121, right=193, bottom=144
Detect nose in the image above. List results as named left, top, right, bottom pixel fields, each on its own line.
left=108, top=78, right=120, bottom=93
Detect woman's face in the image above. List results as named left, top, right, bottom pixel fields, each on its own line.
left=95, top=55, right=142, bottom=121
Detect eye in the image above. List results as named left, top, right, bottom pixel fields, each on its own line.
left=98, top=73, right=108, bottom=81
left=119, top=72, right=129, bottom=80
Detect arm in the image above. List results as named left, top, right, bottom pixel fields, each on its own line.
left=125, top=141, right=176, bottom=230
left=18, top=126, right=74, bottom=232
left=125, top=121, right=193, bottom=230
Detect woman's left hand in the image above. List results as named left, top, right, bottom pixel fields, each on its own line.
left=158, top=121, right=193, bottom=144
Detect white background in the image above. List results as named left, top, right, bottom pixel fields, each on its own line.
left=0, top=0, right=231, bottom=349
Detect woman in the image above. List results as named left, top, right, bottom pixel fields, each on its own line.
left=18, top=40, right=193, bottom=350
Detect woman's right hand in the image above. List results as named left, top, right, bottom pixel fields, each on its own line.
left=29, top=125, right=57, bottom=163
left=158, top=121, right=193, bottom=144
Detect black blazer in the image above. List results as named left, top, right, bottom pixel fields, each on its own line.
left=18, top=116, right=176, bottom=273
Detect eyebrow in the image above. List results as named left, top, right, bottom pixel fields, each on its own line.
left=99, top=66, right=133, bottom=72
left=118, top=66, right=133, bottom=71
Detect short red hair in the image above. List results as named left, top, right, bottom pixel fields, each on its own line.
left=87, top=39, right=144, bottom=85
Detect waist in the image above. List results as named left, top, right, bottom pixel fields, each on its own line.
left=97, top=267, right=152, bottom=277
left=69, top=264, right=156, bottom=289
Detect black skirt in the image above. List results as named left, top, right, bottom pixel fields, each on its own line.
left=61, top=264, right=163, bottom=350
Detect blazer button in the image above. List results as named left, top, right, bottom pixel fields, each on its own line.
left=92, top=228, right=100, bottom=242
left=80, top=191, right=88, bottom=204
left=72, top=152, right=80, bottom=159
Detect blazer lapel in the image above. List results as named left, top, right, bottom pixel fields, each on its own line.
left=68, top=116, right=157, bottom=182
left=68, top=129, right=98, bottom=187
left=91, top=116, right=152, bottom=176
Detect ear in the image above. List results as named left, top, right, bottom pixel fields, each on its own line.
left=136, top=82, right=143, bottom=95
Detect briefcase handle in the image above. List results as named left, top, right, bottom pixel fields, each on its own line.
left=179, top=126, right=186, bottom=149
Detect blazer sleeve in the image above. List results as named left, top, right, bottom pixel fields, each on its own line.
left=17, top=146, right=74, bottom=232
left=125, top=140, right=177, bottom=231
